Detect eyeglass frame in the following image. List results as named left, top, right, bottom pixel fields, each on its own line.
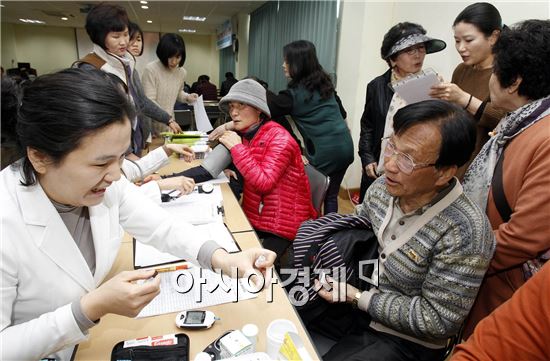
left=382, top=136, right=437, bottom=174
left=399, top=43, right=427, bottom=56
left=228, top=102, right=248, bottom=112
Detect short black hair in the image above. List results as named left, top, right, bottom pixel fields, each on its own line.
left=156, top=33, right=186, bottom=67
left=15, top=68, right=135, bottom=186
left=454, top=2, right=502, bottom=37
left=225, top=72, right=234, bottom=78
left=393, top=100, right=476, bottom=168
left=492, top=19, right=550, bottom=101
left=85, top=3, right=129, bottom=49
left=129, top=21, right=144, bottom=56
left=381, top=22, right=426, bottom=67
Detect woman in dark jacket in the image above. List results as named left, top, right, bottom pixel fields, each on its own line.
left=358, top=22, right=446, bottom=202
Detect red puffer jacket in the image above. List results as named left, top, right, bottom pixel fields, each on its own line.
left=230, top=121, right=317, bottom=240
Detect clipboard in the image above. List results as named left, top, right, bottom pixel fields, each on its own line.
left=133, top=222, right=241, bottom=269
left=390, top=68, right=440, bottom=104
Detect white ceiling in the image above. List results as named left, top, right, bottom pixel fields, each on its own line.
left=0, top=1, right=265, bottom=35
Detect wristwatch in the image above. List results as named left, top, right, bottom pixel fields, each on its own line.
left=351, top=291, right=362, bottom=309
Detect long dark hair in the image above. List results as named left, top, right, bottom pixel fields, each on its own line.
left=453, top=2, right=502, bottom=37
left=15, top=68, right=135, bottom=186
left=283, top=40, right=334, bottom=100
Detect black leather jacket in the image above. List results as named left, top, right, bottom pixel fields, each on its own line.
left=358, top=69, right=394, bottom=167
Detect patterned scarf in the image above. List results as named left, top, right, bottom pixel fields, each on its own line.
left=463, top=95, right=550, bottom=209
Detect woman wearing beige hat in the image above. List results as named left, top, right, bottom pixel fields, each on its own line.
left=217, top=79, right=317, bottom=260
left=358, top=22, right=446, bottom=202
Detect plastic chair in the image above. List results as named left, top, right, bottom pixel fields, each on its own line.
left=305, top=164, right=330, bottom=215
left=173, top=109, right=194, bottom=130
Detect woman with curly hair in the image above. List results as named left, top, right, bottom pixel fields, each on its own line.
left=463, top=19, right=550, bottom=338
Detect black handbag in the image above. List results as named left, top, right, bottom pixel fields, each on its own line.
left=111, top=333, right=189, bottom=361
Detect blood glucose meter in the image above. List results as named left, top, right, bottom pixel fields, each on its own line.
left=175, top=310, right=218, bottom=329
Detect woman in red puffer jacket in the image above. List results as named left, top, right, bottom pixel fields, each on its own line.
left=218, top=79, right=316, bottom=258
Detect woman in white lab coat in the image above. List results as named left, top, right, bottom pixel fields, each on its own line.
left=0, top=68, right=275, bottom=361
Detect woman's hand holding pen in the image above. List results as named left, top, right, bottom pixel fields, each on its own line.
left=80, top=269, right=160, bottom=320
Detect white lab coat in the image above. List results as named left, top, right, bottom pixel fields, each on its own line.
left=0, top=165, right=206, bottom=360
left=121, top=146, right=171, bottom=201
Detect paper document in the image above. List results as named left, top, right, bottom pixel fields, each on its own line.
left=162, top=202, right=222, bottom=224
left=391, top=68, right=440, bottom=104
left=134, top=184, right=238, bottom=268
left=134, top=222, right=240, bottom=268
left=137, top=268, right=258, bottom=318
left=193, top=95, right=214, bottom=132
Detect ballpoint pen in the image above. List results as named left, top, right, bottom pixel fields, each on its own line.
left=155, top=264, right=191, bottom=273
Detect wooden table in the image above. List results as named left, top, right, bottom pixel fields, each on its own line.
left=158, top=157, right=254, bottom=234
left=74, top=157, right=320, bottom=360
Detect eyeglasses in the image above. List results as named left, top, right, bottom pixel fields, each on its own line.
left=401, top=44, right=426, bottom=56
left=228, top=102, right=247, bottom=112
left=383, top=137, right=436, bottom=175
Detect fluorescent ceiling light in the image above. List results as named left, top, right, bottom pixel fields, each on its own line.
left=19, top=18, right=46, bottom=24
left=141, top=5, right=149, bottom=9
left=61, top=17, right=68, bottom=21
left=183, top=16, right=206, bottom=22
left=140, top=1, right=148, bottom=4
left=146, top=20, right=152, bottom=24
left=178, top=29, right=196, bottom=33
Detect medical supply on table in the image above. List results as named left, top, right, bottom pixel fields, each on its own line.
left=241, top=323, right=259, bottom=351
left=197, top=183, right=214, bottom=194
left=279, top=332, right=315, bottom=361
left=175, top=310, right=219, bottom=329
left=111, top=333, right=189, bottom=360
left=266, top=319, right=298, bottom=359
left=194, top=351, right=213, bottom=361
left=219, top=330, right=254, bottom=359
left=255, top=255, right=266, bottom=267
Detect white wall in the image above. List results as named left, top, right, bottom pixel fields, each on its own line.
left=235, top=13, right=250, bottom=79
left=336, top=0, right=550, bottom=190
left=184, top=33, right=220, bottom=87
left=1, top=23, right=220, bottom=86
left=1, top=23, right=78, bottom=75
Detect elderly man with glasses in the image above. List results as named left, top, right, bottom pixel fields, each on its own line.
left=316, top=100, right=495, bottom=361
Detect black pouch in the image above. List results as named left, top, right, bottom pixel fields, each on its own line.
left=111, top=333, right=189, bottom=361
